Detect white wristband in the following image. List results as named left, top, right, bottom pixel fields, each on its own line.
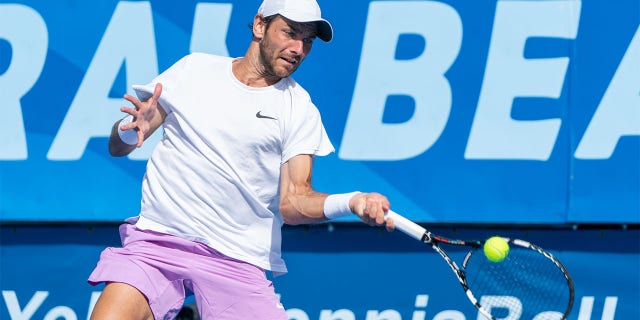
left=117, top=115, right=138, bottom=145
left=324, top=191, right=361, bottom=220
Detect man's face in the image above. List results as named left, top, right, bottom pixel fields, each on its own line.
left=258, top=16, right=317, bottom=79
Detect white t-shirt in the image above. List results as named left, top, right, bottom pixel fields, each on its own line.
left=130, top=53, right=334, bottom=274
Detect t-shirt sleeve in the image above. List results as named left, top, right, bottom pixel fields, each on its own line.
left=281, top=100, right=335, bottom=164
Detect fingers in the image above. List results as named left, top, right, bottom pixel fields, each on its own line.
left=123, top=94, right=141, bottom=107
left=119, top=106, right=136, bottom=119
left=385, top=217, right=395, bottom=232
left=136, top=130, right=145, bottom=148
left=113, top=83, right=163, bottom=149
left=145, top=83, right=163, bottom=113
left=354, top=192, right=390, bottom=227
left=123, top=82, right=162, bottom=112
left=152, top=83, right=163, bottom=100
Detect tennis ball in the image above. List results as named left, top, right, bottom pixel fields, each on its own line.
left=484, top=236, right=509, bottom=263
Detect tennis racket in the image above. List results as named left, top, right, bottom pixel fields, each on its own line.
left=386, top=210, right=575, bottom=320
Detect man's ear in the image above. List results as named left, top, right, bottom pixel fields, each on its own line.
left=253, top=14, right=266, bottom=39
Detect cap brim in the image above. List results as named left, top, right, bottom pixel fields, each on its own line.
left=314, top=20, right=333, bottom=42
left=278, top=11, right=333, bottom=42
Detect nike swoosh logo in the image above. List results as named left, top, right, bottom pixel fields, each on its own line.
left=256, top=111, right=277, bottom=120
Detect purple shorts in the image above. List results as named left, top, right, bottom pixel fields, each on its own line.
left=88, top=224, right=287, bottom=320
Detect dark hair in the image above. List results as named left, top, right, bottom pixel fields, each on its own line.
left=248, top=14, right=277, bottom=32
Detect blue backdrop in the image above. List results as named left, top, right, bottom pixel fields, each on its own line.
left=1, top=0, right=638, bottom=223
left=1, top=224, right=639, bottom=320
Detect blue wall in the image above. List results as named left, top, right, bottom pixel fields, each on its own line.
left=1, top=224, right=639, bottom=319
left=1, top=0, right=638, bottom=223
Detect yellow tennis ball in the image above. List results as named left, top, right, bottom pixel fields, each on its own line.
left=484, top=236, right=509, bottom=262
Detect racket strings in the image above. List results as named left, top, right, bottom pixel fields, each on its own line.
left=464, top=247, right=571, bottom=319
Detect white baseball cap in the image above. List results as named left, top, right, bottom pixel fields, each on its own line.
left=258, top=0, right=333, bottom=42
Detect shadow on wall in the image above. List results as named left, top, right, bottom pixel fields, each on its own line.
left=176, top=304, right=199, bottom=320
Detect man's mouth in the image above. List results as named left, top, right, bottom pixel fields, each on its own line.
left=281, top=56, right=298, bottom=65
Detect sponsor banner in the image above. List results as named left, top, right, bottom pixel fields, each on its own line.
left=1, top=225, right=638, bottom=319
left=1, top=0, right=638, bottom=223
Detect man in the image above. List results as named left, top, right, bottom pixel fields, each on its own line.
left=88, top=0, right=394, bottom=319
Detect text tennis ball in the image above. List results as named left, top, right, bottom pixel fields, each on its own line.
left=484, top=236, right=509, bottom=263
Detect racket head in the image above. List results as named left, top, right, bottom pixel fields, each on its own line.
left=460, top=238, right=574, bottom=320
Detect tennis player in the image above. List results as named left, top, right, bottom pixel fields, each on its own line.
left=88, top=0, right=394, bottom=319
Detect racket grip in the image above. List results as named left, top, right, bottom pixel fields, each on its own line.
left=385, top=210, right=426, bottom=241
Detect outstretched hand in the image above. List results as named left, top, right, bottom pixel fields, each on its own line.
left=350, top=192, right=395, bottom=231
left=119, top=83, right=163, bottom=148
